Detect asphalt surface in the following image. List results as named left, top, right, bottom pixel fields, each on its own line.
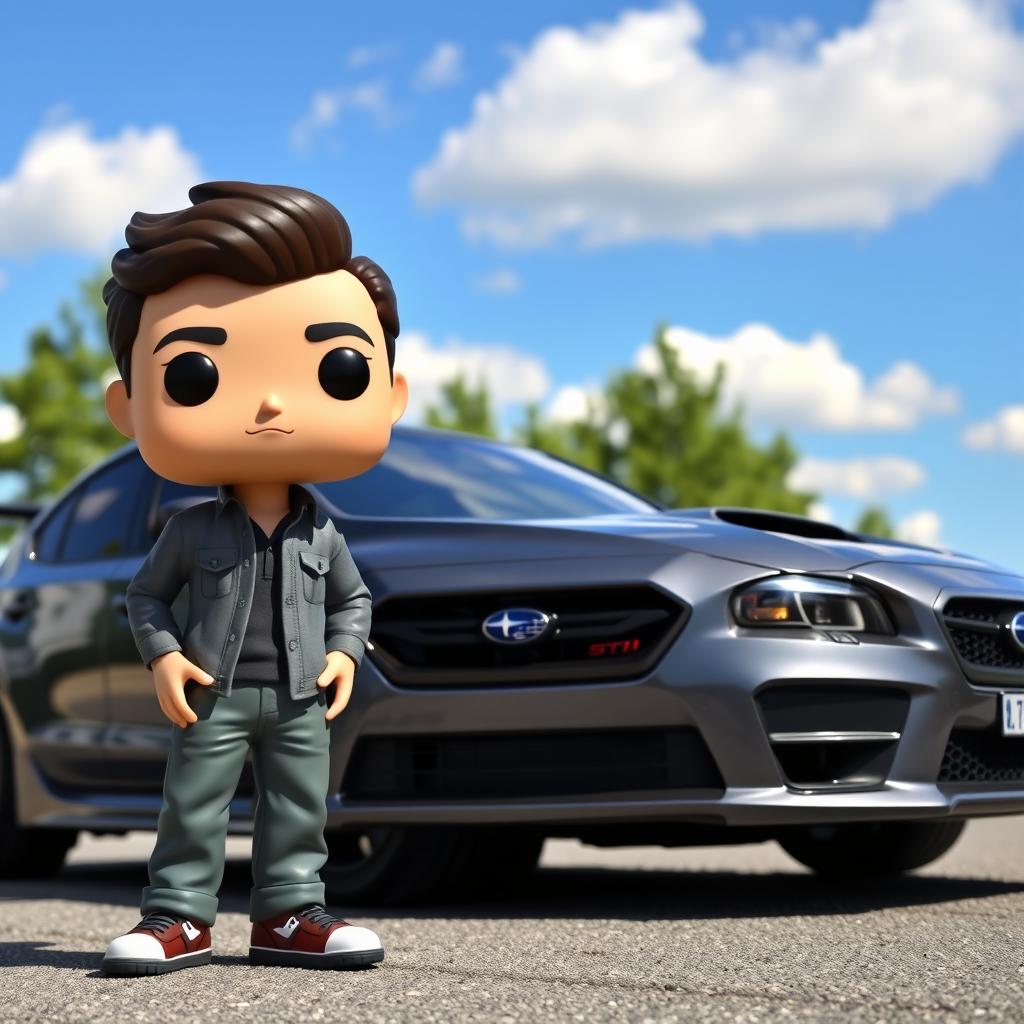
left=4, top=819, right=1024, bottom=1023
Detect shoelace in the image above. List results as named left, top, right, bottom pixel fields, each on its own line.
left=299, top=905, right=341, bottom=929
left=135, top=910, right=185, bottom=934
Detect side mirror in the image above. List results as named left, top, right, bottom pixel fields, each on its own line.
left=150, top=495, right=213, bottom=538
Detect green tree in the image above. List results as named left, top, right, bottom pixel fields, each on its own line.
left=424, top=373, right=498, bottom=439
left=519, top=327, right=816, bottom=513
left=854, top=505, right=895, bottom=538
left=0, top=272, right=125, bottom=501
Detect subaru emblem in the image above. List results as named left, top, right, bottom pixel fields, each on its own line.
left=481, top=607, right=551, bottom=645
left=1010, top=611, right=1024, bottom=652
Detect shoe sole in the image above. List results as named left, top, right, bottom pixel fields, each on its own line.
left=248, top=945, right=385, bottom=970
left=101, top=948, right=213, bottom=976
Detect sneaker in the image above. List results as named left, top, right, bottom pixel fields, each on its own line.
left=102, top=910, right=212, bottom=976
left=249, top=905, right=384, bottom=969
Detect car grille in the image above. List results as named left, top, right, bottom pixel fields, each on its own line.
left=368, top=584, right=689, bottom=686
left=939, top=727, right=1024, bottom=784
left=342, top=727, right=723, bottom=801
left=940, top=597, right=1024, bottom=683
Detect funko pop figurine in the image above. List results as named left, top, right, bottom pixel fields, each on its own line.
left=98, top=181, right=408, bottom=975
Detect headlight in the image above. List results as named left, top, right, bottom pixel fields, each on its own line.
left=732, top=575, right=894, bottom=634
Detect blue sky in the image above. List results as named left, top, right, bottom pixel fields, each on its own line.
left=0, top=0, right=1022, bottom=568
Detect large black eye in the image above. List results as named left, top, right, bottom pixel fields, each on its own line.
left=318, top=347, right=370, bottom=401
left=163, top=351, right=219, bottom=406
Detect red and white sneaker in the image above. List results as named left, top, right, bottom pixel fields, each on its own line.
left=249, top=905, right=384, bottom=969
left=102, top=910, right=212, bottom=976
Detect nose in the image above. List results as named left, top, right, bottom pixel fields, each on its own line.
left=255, top=394, right=285, bottom=424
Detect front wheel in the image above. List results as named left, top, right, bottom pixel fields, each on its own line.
left=324, top=825, right=544, bottom=904
left=0, top=713, right=77, bottom=877
left=777, top=819, right=966, bottom=878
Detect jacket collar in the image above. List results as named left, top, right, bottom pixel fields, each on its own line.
left=215, top=482, right=319, bottom=520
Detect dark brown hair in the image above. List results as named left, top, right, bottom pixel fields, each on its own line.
left=103, top=181, right=398, bottom=395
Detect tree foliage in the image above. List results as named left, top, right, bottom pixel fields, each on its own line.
left=424, top=374, right=498, bottom=439
left=0, top=273, right=124, bottom=500
left=853, top=505, right=895, bottom=539
left=517, top=327, right=815, bottom=513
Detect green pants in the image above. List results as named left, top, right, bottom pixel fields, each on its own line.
left=141, top=680, right=330, bottom=924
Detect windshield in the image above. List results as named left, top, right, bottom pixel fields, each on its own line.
left=315, top=429, right=659, bottom=520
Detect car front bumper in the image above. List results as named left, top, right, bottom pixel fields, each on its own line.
left=325, top=553, right=1024, bottom=831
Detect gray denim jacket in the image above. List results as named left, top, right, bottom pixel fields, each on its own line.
left=125, top=483, right=371, bottom=700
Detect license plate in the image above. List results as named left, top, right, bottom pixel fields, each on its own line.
left=1002, top=693, right=1024, bottom=736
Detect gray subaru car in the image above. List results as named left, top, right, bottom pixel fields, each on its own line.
left=2, top=425, right=1022, bottom=900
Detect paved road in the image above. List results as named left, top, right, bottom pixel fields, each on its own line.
left=4, top=819, right=1024, bottom=1023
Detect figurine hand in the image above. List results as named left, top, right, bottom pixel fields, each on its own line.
left=317, top=650, right=357, bottom=721
left=150, top=650, right=216, bottom=728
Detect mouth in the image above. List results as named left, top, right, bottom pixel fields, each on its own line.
left=245, top=428, right=295, bottom=435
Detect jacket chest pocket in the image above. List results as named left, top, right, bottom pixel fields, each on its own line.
left=299, top=550, right=329, bottom=604
left=196, top=547, right=239, bottom=599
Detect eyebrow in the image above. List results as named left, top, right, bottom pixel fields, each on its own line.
left=153, top=326, right=228, bottom=354
left=304, top=322, right=374, bottom=346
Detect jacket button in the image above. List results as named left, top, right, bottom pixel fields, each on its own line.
left=238, top=599, right=246, bottom=607
left=211, top=558, right=219, bottom=568
left=288, top=640, right=297, bottom=651
left=285, top=595, right=294, bottom=606
left=243, top=559, right=250, bottom=568
left=228, top=633, right=236, bottom=642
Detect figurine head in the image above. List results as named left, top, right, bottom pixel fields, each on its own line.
left=103, top=181, right=408, bottom=486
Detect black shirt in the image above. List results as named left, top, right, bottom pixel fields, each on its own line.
left=233, top=515, right=290, bottom=684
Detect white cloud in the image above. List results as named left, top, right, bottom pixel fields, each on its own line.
left=395, top=331, right=550, bottom=423
left=291, top=81, right=395, bottom=150
left=346, top=43, right=396, bottom=70
left=0, top=120, right=200, bottom=256
left=896, top=508, right=944, bottom=547
left=474, top=268, right=522, bottom=293
left=0, top=404, right=22, bottom=444
left=962, top=405, right=1024, bottom=455
left=414, top=0, right=1024, bottom=246
left=537, top=322, right=955, bottom=437
left=415, top=42, right=463, bottom=90
left=806, top=500, right=836, bottom=524
left=726, top=16, right=820, bottom=56
left=545, top=383, right=607, bottom=424
left=641, top=323, right=958, bottom=432
left=788, top=455, right=925, bottom=500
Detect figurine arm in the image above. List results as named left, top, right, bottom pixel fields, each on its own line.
left=126, top=513, right=188, bottom=669
left=323, top=534, right=372, bottom=668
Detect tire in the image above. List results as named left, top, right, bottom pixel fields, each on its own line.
left=777, top=819, right=966, bottom=878
left=324, top=825, right=544, bottom=904
left=0, top=710, right=77, bottom=878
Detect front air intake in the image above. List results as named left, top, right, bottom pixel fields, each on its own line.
left=342, top=727, right=724, bottom=801
left=756, top=684, right=909, bottom=791
left=939, top=727, right=1024, bottom=784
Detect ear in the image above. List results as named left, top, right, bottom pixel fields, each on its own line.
left=105, top=378, right=136, bottom=438
left=390, top=370, right=409, bottom=425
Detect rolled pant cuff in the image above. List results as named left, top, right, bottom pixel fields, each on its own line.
left=250, top=882, right=326, bottom=922
left=141, top=885, right=218, bottom=926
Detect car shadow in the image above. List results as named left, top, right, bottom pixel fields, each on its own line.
left=0, top=941, right=105, bottom=973
left=1, top=853, right=1022, bottom=926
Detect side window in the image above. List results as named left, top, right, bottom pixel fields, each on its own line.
left=33, top=499, right=75, bottom=563
left=156, top=479, right=218, bottom=507
left=61, top=456, right=151, bottom=562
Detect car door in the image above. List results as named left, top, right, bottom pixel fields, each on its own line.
left=104, top=475, right=216, bottom=793
left=0, top=451, right=151, bottom=792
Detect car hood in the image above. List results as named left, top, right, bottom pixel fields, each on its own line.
left=343, top=507, right=1019, bottom=578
